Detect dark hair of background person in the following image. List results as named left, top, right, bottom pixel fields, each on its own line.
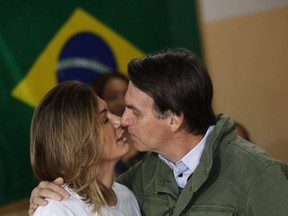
left=92, top=72, right=129, bottom=98
left=127, top=48, right=216, bottom=135
left=92, top=72, right=129, bottom=117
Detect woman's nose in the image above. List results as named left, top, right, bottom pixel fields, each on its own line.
left=110, top=113, right=121, bottom=129
left=121, top=108, right=129, bottom=127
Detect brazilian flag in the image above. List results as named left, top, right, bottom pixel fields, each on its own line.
left=0, top=0, right=202, bottom=205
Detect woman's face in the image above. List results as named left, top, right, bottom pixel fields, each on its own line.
left=97, top=96, right=130, bottom=161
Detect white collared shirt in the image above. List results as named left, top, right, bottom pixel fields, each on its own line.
left=159, top=126, right=215, bottom=188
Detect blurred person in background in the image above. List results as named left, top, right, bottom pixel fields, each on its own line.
left=92, top=72, right=128, bottom=117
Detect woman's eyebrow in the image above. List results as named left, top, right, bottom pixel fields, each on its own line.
left=99, top=108, right=108, bottom=114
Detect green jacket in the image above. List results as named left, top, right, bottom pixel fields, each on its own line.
left=117, top=114, right=288, bottom=216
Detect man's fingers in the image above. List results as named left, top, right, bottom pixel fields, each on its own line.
left=28, top=207, right=35, bottom=216
left=28, top=201, right=47, bottom=215
left=53, top=177, right=65, bottom=185
left=33, top=196, right=49, bottom=206
left=38, top=180, right=69, bottom=199
left=28, top=186, right=48, bottom=216
left=38, top=181, right=56, bottom=189
left=38, top=188, right=63, bottom=200
left=28, top=178, right=69, bottom=215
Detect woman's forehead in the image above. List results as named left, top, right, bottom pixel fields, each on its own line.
left=96, top=96, right=108, bottom=111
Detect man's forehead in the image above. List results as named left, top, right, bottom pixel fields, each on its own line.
left=125, top=82, right=153, bottom=107
left=127, top=82, right=148, bottom=96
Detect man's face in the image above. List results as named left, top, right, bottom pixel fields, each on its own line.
left=121, top=81, right=171, bottom=153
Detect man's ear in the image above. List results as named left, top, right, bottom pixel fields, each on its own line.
left=169, top=113, right=184, bottom=132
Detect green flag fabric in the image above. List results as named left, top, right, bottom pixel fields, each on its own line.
left=0, top=0, right=202, bottom=205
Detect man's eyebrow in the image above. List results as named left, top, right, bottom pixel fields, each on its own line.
left=126, top=104, right=140, bottom=112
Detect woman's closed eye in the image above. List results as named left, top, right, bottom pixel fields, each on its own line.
left=103, top=117, right=109, bottom=124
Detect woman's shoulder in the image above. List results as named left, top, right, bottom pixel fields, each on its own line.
left=111, top=182, right=141, bottom=215
left=113, top=182, right=133, bottom=194
left=34, top=185, right=93, bottom=216
left=112, top=182, right=139, bottom=202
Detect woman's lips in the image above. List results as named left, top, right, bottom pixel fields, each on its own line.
left=117, top=136, right=127, bottom=142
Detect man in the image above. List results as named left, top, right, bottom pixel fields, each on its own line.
left=29, top=48, right=288, bottom=215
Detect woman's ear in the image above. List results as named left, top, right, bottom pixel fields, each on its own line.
left=169, top=113, right=184, bottom=132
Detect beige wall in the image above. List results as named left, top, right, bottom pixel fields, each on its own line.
left=198, top=1, right=288, bottom=163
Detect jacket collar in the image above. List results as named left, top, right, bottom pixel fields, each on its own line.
left=149, top=114, right=237, bottom=215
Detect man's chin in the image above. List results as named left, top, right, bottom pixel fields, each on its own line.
left=133, top=141, right=148, bottom=152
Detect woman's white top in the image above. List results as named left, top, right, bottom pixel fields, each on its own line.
left=33, top=182, right=141, bottom=216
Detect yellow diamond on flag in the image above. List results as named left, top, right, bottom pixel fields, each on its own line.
left=12, top=8, right=145, bottom=107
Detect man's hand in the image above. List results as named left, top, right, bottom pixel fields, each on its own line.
left=28, top=177, right=69, bottom=216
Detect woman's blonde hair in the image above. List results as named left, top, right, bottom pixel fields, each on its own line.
left=30, top=81, right=113, bottom=212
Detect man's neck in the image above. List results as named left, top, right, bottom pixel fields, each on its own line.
left=159, top=132, right=204, bottom=163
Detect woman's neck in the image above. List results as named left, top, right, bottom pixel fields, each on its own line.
left=98, top=161, right=118, bottom=206
left=98, top=161, right=116, bottom=189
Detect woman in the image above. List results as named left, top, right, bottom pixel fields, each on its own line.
left=30, top=81, right=140, bottom=215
